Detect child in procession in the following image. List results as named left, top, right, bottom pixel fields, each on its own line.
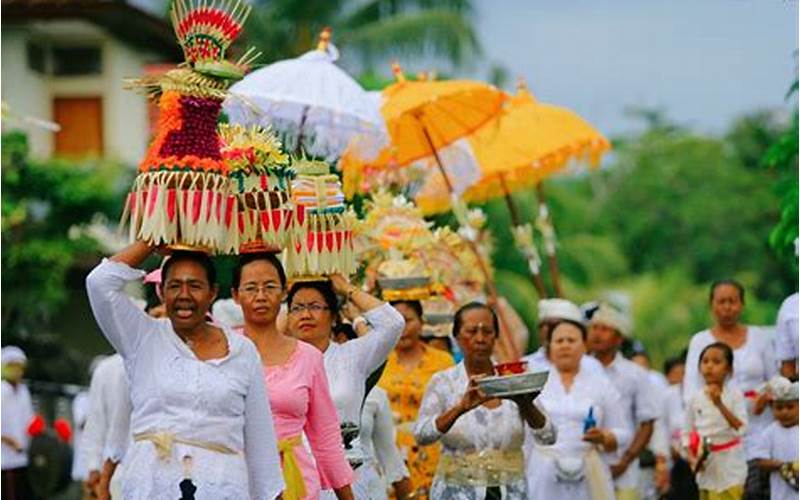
left=752, top=376, right=799, bottom=500
left=683, top=342, right=748, bottom=500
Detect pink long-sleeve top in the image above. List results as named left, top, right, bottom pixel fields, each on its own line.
left=265, top=340, right=354, bottom=499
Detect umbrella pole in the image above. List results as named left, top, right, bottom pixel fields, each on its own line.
left=295, top=105, right=309, bottom=155
left=499, top=175, right=548, bottom=298
left=535, top=183, right=563, bottom=297
left=419, top=126, right=519, bottom=360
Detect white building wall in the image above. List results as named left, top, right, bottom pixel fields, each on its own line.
left=102, top=39, right=152, bottom=166
left=1, top=19, right=163, bottom=165
left=1, top=27, right=52, bottom=158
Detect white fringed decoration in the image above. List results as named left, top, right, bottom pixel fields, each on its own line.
left=285, top=209, right=356, bottom=280
left=121, top=170, right=231, bottom=252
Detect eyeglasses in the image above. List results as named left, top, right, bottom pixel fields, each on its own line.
left=288, top=303, right=330, bottom=315
left=238, top=283, right=283, bottom=297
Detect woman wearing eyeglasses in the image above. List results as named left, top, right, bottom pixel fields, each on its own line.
left=285, top=278, right=405, bottom=499
left=414, top=302, right=556, bottom=499
left=231, top=253, right=355, bottom=500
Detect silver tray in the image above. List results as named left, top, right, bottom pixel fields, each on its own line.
left=477, top=370, right=549, bottom=397
left=423, top=312, right=454, bottom=325
left=378, top=276, right=430, bottom=290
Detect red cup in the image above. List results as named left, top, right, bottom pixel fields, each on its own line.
left=495, top=361, right=528, bottom=376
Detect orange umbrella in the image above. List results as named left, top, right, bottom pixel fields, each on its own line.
left=344, top=81, right=610, bottom=297
left=418, top=84, right=609, bottom=208
left=349, top=65, right=521, bottom=358
left=382, top=77, right=504, bottom=164
left=418, top=82, right=610, bottom=295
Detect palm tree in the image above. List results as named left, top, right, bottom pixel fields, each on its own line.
left=244, top=0, right=480, bottom=69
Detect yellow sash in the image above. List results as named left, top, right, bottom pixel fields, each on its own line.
left=134, top=431, right=238, bottom=461
left=277, top=434, right=306, bottom=500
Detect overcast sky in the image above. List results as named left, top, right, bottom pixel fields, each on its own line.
left=467, top=0, right=798, bottom=136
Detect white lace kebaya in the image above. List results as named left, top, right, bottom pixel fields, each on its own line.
left=352, top=386, right=410, bottom=499
left=86, top=259, right=284, bottom=500
left=414, top=363, right=557, bottom=499
left=319, top=302, right=404, bottom=500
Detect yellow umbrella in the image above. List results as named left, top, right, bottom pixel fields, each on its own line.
left=345, top=65, right=524, bottom=358
left=418, top=83, right=610, bottom=296
left=416, top=83, right=609, bottom=209
left=380, top=64, right=507, bottom=173
left=344, top=81, right=610, bottom=297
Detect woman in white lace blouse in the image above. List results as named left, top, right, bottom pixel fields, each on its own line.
left=414, top=302, right=556, bottom=500
left=86, top=241, right=284, bottom=499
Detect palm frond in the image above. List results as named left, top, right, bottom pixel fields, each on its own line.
left=339, top=10, right=480, bottom=66
left=340, top=0, right=383, bottom=29
left=340, top=0, right=473, bottom=29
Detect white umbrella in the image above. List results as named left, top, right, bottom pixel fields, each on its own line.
left=224, top=29, right=386, bottom=161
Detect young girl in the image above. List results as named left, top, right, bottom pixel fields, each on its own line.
left=752, top=376, right=798, bottom=500
left=683, top=342, right=748, bottom=500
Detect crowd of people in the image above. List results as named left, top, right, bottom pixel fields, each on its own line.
left=1, top=240, right=798, bottom=500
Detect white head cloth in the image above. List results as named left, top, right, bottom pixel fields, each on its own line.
left=769, top=375, right=799, bottom=401
left=590, top=303, right=631, bottom=337
left=212, top=299, right=244, bottom=329
left=1, top=346, right=27, bottom=365
left=538, top=298, right=584, bottom=324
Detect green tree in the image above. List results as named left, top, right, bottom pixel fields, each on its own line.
left=760, top=82, right=799, bottom=261
left=244, top=0, right=479, bottom=69
left=473, top=109, right=794, bottom=366
left=1, top=132, right=129, bottom=381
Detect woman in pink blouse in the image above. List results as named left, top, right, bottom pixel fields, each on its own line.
left=231, top=252, right=354, bottom=500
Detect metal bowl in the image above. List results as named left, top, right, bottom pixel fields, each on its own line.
left=477, top=370, right=549, bottom=398
left=377, top=276, right=431, bottom=290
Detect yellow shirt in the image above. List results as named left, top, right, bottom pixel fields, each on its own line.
left=378, top=345, right=454, bottom=499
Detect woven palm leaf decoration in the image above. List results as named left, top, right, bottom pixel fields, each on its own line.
left=218, top=123, right=295, bottom=253
left=122, top=0, right=259, bottom=252
left=285, top=156, right=356, bottom=279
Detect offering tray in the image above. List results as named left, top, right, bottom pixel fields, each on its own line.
left=477, top=369, right=549, bottom=398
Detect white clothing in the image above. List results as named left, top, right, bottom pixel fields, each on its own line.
left=775, top=293, right=799, bottom=363
left=1, top=380, right=34, bottom=470
left=71, top=390, right=91, bottom=480
left=598, top=353, right=660, bottom=490
left=1, top=346, right=26, bottom=365
left=750, top=422, right=798, bottom=500
left=663, top=385, right=686, bottom=453
left=104, top=377, right=133, bottom=464
left=684, top=327, right=777, bottom=459
left=415, top=363, right=557, bottom=499
left=351, top=387, right=408, bottom=499
left=526, top=365, right=628, bottom=500
left=80, top=354, right=130, bottom=474
left=647, top=371, right=670, bottom=458
left=642, top=371, right=670, bottom=500
left=86, top=259, right=284, bottom=500
left=322, top=303, right=404, bottom=425
left=320, top=302, right=403, bottom=500
left=683, top=385, right=748, bottom=492
left=523, top=347, right=604, bottom=375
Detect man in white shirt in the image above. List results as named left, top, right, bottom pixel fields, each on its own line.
left=775, top=292, right=798, bottom=381
left=80, top=353, right=130, bottom=499
left=588, top=304, right=659, bottom=500
left=523, top=298, right=603, bottom=373
left=631, top=350, right=671, bottom=499
left=70, top=389, right=91, bottom=483
left=1, top=346, right=36, bottom=500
